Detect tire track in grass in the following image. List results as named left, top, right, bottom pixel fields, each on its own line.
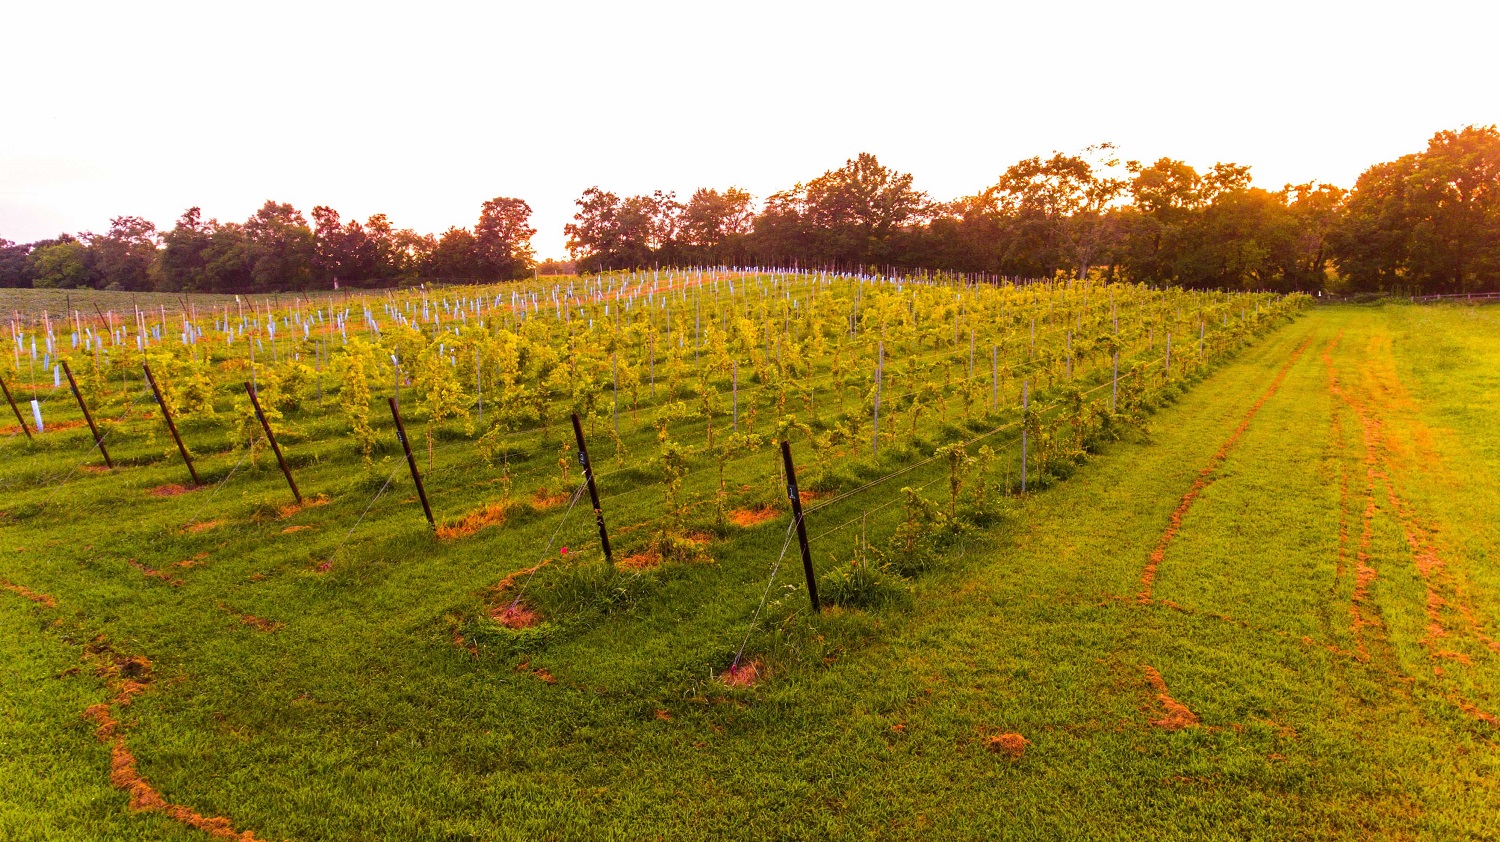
left=1323, top=335, right=1351, bottom=585
left=1, top=577, right=57, bottom=608
left=1319, top=334, right=1372, bottom=663
left=1136, top=333, right=1314, bottom=602
left=0, top=585, right=274, bottom=841
left=1329, top=336, right=1500, bottom=727
left=1324, top=335, right=1377, bottom=661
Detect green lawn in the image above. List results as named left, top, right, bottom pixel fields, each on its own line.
left=2, top=303, right=1497, bottom=840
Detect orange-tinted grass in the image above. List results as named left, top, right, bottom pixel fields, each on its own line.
left=437, top=502, right=507, bottom=540
left=721, top=659, right=762, bottom=688
left=1143, top=665, right=1199, bottom=730
left=729, top=506, right=778, bottom=527
left=1, top=579, right=57, bottom=608
left=985, top=733, right=1028, bottom=759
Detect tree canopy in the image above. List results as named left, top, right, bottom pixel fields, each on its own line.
left=4, top=127, right=1497, bottom=294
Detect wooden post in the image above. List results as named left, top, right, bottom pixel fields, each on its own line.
left=143, top=363, right=199, bottom=485
left=872, top=340, right=883, bottom=458
left=571, top=412, right=613, bottom=566
left=1112, top=350, right=1119, bottom=414
left=1020, top=380, right=1029, bottom=494
left=779, top=439, right=820, bottom=614
left=0, top=375, right=30, bottom=440
left=991, top=345, right=998, bottom=413
left=62, top=361, right=110, bottom=468
left=243, top=381, right=300, bottom=504
left=388, top=397, right=433, bottom=529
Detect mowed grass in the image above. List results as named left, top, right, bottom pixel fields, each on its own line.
left=3, top=303, right=1498, bottom=840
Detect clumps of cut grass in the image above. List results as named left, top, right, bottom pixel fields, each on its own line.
left=531, top=486, right=570, bottom=509
left=1143, top=665, right=1199, bottom=730
left=728, top=506, right=778, bottom=528
left=1, top=579, right=57, bottom=608
left=437, top=502, right=515, bottom=540
left=985, top=733, right=1028, bottom=760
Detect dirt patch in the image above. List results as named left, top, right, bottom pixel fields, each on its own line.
left=127, top=559, right=183, bottom=588
left=488, top=560, right=550, bottom=596
left=81, top=464, right=111, bottom=474
left=491, top=602, right=540, bottom=629
left=147, top=484, right=196, bottom=497
left=437, top=503, right=507, bottom=540
left=1, top=579, right=58, bottom=608
left=451, top=626, right=478, bottom=656
left=1138, top=335, right=1313, bottom=601
left=176, top=552, right=210, bottom=569
left=1452, top=694, right=1500, bottom=727
left=531, top=487, right=570, bottom=509
left=729, top=506, right=778, bottom=527
left=514, top=660, right=557, bottom=684
left=619, top=550, right=662, bottom=571
left=278, top=494, right=329, bottom=519
left=218, top=603, right=282, bottom=632
left=721, top=659, right=762, bottom=688
left=280, top=525, right=312, bottom=534
left=1143, top=665, right=1199, bottom=730
left=2, top=419, right=87, bottom=436
left=185, top=520, right=220, bottom=534
left=985, top=732, right=1028, bottom=760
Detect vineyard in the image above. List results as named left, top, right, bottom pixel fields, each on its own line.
left=7, top=278, right=1499, bottom=839
left=2, top=271, right=1298, bottom=581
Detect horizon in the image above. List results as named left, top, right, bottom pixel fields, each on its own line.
left=3, top=1, right=1497, bottom=258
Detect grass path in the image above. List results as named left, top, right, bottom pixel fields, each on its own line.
left=3, top=304, right=1498, bottom=840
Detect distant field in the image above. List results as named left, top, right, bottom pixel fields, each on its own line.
left=3, top=282, right=567, bottom=324
left=5, top=288, right=258, bottom=324
left=3, top=276, right=1496, bottom=840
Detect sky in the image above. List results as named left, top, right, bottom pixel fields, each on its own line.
left=2, top=0, right=1496, bottom=258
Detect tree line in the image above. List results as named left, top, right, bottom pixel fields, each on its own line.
left=0, top=197, right=538, bottom=292
left=3, top=126, right=1496, bottom=295
left=566, top=126, right=1499, bottom=295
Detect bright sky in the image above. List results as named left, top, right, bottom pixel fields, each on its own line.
left=2, top=1, right=1496, bottom=259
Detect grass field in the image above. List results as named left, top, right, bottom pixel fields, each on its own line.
left=3, top=291, right=1497, bottom=840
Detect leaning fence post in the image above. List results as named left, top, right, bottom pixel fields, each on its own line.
left=0, top=375, right=30, bottom=440
left=62, top=361, right=110, bottom=468
left=143, top=363, right=199, bottom=485
left=779, top=439, right=820, bottom=613
left=388, top=397, right=433, bottom=529
left=571, top=412, right=613, bottom=566
left=243, top=381, right=300, bottom=505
